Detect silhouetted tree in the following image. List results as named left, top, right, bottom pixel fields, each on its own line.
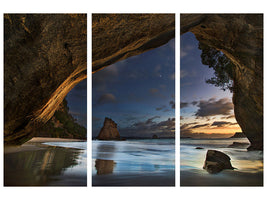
left=198, top=42, right=235, bottom=92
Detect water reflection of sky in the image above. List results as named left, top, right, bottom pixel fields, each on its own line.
left=181, top=138, right=263, bottom=174
left=180, top=138, right=263, bottom=186
left=92, top=139, right=175, bottom=176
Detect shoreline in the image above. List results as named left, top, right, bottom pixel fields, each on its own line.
left=4, top=137, right=86, bottom=154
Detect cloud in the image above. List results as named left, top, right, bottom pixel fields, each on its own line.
left=191, top=123, right=210, bottom=129
left=211, top=121, right=238, bottom=127
left=180, top=70, right=188, bottom=78
left=180, top=44, right=194, bottom=58
left=169, top=73, right=175, bottom=80
left=149, top=88, right=159, bottom=94
left=170, top=100, right=175, bottom=109
left=180, top=102, right=189, bottom=109
left=92, top=64, right=119, bottom=91
left=149, top=88, right=165, bottom=98
left=221, top=115, right=235, bottom=119
left=156, top=105, right=166, bottom=111
left=154, top=65, right=162, bottom=77
left=120, top=117, right=175, bottom=138
left=96, top=93, right=117, bottom=104
left=195, top=98, right=234, bottom=117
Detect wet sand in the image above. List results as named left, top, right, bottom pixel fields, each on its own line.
left=181, top=169, right=263, bottom=186
left=4, top=137, right=87, bottom=186
left=93, top=171, right=175, bottom=186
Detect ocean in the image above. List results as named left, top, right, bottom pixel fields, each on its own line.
left=180, top=138, right=263, bottom=186
left=92, top=139, right=175, bottom=186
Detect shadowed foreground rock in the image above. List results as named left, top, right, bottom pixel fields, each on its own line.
left=181, top=14, right=263, bottom=150
left=4, top=14, right=87, bottom=144
left=97, top=118, right=120, bottom=140
left=203, top=150, right=235, bottom=174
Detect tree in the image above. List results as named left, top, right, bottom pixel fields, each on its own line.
left=198, top=42, right=235, bottom=92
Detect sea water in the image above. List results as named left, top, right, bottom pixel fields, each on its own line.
left=180, top=138, right=263, bottom=186
left=92, top=139, right=175, bottom=186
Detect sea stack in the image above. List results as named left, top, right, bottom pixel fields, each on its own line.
left=97, top=118, right=120, bottom=140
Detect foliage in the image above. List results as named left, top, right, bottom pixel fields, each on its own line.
left=198, top=42, right=235, bottom=92
left=36, top=99, right=86, bottom=139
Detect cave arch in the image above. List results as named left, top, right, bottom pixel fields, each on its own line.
left=180, top=14, right=263, bottom=150
left=5, top=14, right=263, bottom=150
left=4, top=14, right=87, bottom=144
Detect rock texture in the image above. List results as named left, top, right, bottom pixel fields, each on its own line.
left=230, top=132, right=246, bottom=138
left=181, top=14, right=263, bottom=150
left=97, top=118, right=121, bottom=140
left=92, top=14, right=175, bottom=73
left=203, top=150, right=235, bottom=174
left=4, top=14, right=87, bottom=144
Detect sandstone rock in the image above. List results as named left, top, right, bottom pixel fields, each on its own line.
left=4, top=14, right=87, bottom=144
left=92, top=14, right=175, bottom=72
left=203, top=150, right=234, bottom=174
left=97, top=118, right=121, bottom=140
left=230, top=132, right=246, bottom=138
left=228, top=142, right=250, bottom=148
left=181, top=14, right=263, bottom=150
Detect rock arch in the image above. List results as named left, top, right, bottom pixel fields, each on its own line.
left=5, top=14, right=263, bottom=150
left=4, top=14, right=87, bottom=144
left=181, top=14, right=263, bottom=150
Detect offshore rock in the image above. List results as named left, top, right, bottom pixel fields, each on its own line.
left=203, top=150, right=235, bottom=174
left=181, top=14, right=263, bottom=150
left=228, top=142, right=250, bottom=148
left=230, top=132, right=246, bottom=138
left=97, top=118, right=121, bottom=140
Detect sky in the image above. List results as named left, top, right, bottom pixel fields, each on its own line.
left=66, top=79, right=87, bottom=128
left=92, top=39, right=175, bottom=138
left=180, top=32, right=241, bottom=138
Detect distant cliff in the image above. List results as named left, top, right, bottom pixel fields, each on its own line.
left=230, top=132, right=246, bottom=138
left=35, top=99, right=86, bottom=139
left=97, top=118, right=120, bottom=140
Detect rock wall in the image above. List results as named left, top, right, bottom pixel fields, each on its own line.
left=92, top=14, right=175, bottom=72
left=4, top=14, right=87, bottom=144
left=97, top=118, right=120, bottom=140
left=181, top=14, right=263, bottom=150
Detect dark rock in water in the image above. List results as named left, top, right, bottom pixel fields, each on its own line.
left=95, top=159, right=115, bottom=175
left=97, top=118, right=120, bottom=140
left=152, top=134, right=159, bottom=139
left=228, top=142, right=250, bottom=148
left=195, top=147, right=204, bottom=149
left=203, top=150, right=235, bottom=174
left=230, top=132, right=246, bottom=138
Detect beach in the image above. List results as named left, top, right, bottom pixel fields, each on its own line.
left=180, top=138, right=263, bottom=186
left=4, top=137, right=87, bottom=186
